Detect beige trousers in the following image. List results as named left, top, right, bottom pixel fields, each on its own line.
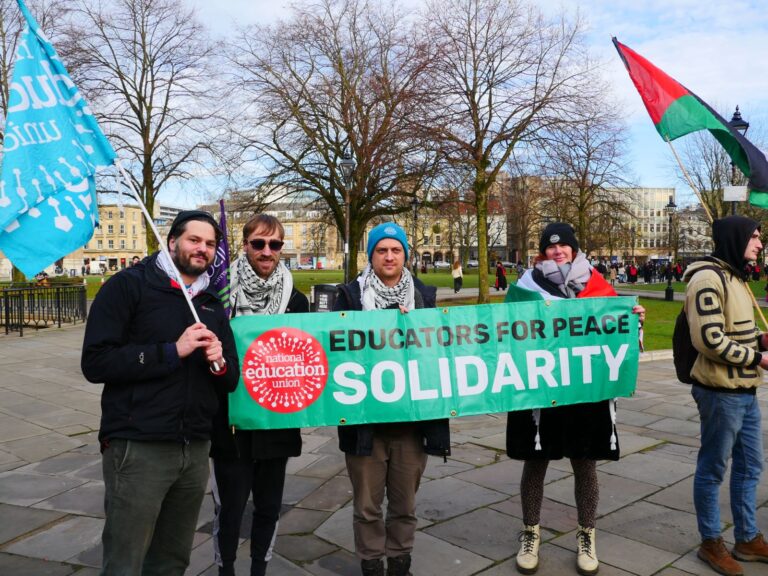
left=345, top=426, right=428, bottom=560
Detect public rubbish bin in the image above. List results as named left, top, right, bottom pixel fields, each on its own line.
left=311, top=284, right=338, bottom=312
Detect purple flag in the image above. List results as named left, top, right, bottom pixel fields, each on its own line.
left=207, top=199, right=230, bottom=315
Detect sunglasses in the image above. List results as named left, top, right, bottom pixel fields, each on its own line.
left=248, top=238, right=284, bottom=251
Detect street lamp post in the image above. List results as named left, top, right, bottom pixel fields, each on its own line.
left=339, top=153, right=356, bottom=283
left=664, top=195, right=677, bottom=301
left=728, top=106, right=750, bottom=216
left=411, top=196, right=419, bottom=278
left=630, top=226, right=635, bottom=262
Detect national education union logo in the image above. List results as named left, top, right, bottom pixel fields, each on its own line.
left=242, top=328, right=329, bottom=414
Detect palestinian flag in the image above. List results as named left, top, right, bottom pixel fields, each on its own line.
left=613, top=38, right=768, bottom=207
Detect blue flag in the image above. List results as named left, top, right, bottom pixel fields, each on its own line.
left=0, top=0, right=116, bottom=277
left=207, top=199, right=231, bottom=316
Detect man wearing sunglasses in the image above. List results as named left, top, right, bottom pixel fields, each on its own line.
left=210, top=214, right=309, bottom=576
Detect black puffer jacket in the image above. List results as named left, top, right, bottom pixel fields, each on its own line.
left=210, top=287, right=309, bottom=460
left=81, top=253, right=240, bottom=443
left=332, top=277, right=450, bottom=458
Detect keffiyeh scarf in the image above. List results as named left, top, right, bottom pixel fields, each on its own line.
left=357, top=264, right=415, bottom=311
left=229, top=254, right=293, bottom=316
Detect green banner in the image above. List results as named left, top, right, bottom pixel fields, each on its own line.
left=229, top=297, right=640, bottom=430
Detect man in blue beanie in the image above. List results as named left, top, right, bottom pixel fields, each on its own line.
left=333, top=222, right=450, bottom=576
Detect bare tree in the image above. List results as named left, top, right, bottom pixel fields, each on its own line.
left=63, top=0, right=226, bottom=252
left=228, top=0, right=438, bottom=278
left=423, top=0, right=591, bottom=302
left=534, top=92, right=635, bottom=255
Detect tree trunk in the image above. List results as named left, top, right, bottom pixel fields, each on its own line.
left=474, top=175, right=490, bottom=304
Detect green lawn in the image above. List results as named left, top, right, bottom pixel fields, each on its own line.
left=290, top=268, right=502, bottom=293
left=622, top=279, right=768, bottom=299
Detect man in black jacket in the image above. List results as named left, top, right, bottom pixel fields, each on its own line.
left=333, top=222, right=450, bottom=576
left=210, top=214, right=309, bottom=576
left=81, top=210, right=239, bottom=576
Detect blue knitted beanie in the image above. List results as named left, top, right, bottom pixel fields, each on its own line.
left=366, top=222, right=409, bottom=261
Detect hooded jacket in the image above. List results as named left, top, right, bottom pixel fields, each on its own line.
left=683, top=216, right=763, bottom=390
left=82, top=253, right=240, bottom=443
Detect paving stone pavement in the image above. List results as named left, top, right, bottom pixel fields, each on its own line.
left=2, top=319, right=768, bottom=576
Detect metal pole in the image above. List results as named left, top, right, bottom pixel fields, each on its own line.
left=665, top=211, right=674, bottom=301
left=344, top=192, right=350, bottom=284
left=412, top=201, right=418, bottom=278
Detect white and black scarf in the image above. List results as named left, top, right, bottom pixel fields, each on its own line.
left=229, top=254, right=293, bottom=316
left=156, top=250, right=210, bottom=298
left=357, top=264, right=415, bottom=311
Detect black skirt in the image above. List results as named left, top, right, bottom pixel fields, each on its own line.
left=506, top=399, right=619, bottom=461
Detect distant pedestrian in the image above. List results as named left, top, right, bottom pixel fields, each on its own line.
left=452, top=260, right=463, bottom=293
left=495, top=261, right=507, bottom=291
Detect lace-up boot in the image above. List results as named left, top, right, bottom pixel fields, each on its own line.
left=386, top=554, right=412, bottom=576
left=576, top=526, right=599, bottom=575
left=515, top=524, right=540, bottom=574
left=698, top=537, right=743, bottom=576
left=361, top=558, right=384, bottom=576
left=733, top=533, right=768, bottom=563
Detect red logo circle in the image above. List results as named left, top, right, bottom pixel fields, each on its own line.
left=242, top=327, right=329, bottom=413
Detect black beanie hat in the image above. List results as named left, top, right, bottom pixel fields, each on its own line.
left=167, top=210, right=223, bottom=245
left=539, top=222, right=579, bottom=255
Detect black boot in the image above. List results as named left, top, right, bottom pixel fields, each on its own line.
left=361, top=558, right=384, bottom=576
left=387, top=554, right=412, bottom=576
left=218, top=565, right=235, bottom=576
left=251, top=559, right=267, bottom=576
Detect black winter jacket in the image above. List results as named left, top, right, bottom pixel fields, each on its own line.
left=332, top=277, right=450, bottom=458
left=210, top=287, right=309, bottom=461
left=81, top=253, right=240, bottom=443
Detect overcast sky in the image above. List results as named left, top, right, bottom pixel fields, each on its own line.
left=173, top=0, right=768, bottom=208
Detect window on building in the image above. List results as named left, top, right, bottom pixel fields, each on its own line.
left=132, top=225, right=136, bottom=234
left=97, top=240, right=103, bottom=249
left=108, top=240, right=114, bottom=249
left=133, top=240, right=137, bottom=249
left=284, top=239, right=294, bottom=249
left=107, top=210, right=113, bottom=219
left=107, top=224, right=114, bottom=234
left=120, top=224, right=125, bottom=234
left=284, top=225, right=293, bottom=236
left=120, top=240, right=126, bottom=249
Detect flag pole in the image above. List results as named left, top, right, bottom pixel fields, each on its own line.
left=663, top=139, right=768, bottom=330
left=664, top=136, right=713, bottom=224
left=114, top=158, right=221, bottom=370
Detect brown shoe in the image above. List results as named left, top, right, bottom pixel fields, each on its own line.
left=698, top=538, right=743, bottom=576
left=733, top=533, right=768, bottom=562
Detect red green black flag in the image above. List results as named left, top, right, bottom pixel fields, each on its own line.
left=612, top=37, right=768, bottom=208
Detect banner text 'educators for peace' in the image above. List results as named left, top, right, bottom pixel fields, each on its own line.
left=229, top=298, right=639, bottom=430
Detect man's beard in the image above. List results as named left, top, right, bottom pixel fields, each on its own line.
left=173, top=249, right=211, bottom=278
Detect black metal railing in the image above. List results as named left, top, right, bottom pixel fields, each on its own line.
left=1, top=284, right=87, bottom=336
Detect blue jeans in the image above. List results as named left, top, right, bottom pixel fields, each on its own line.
left=692, top=386, right=763, bottom=542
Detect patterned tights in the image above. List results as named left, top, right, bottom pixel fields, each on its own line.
left=520, top=458, right=598, bottom=528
